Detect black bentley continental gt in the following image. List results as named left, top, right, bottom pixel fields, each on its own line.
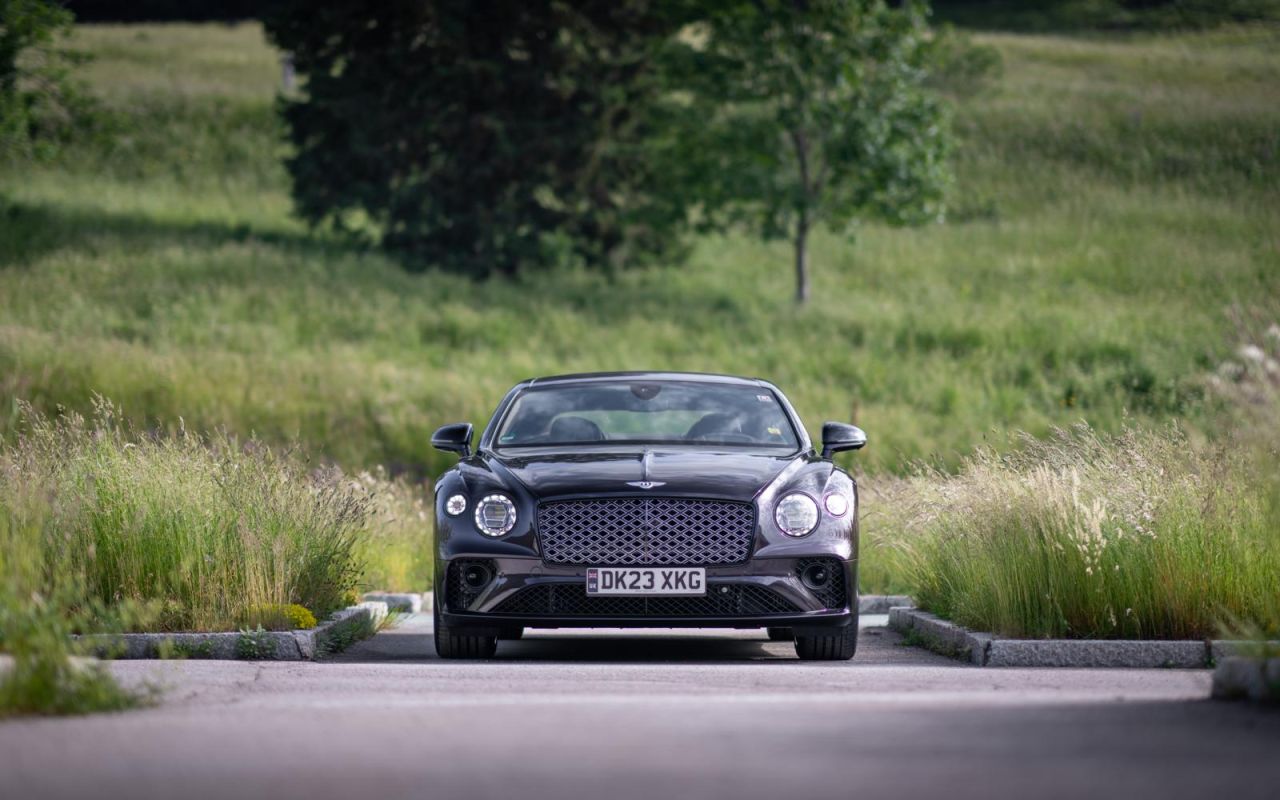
left=429, top=372, right=867, bottom=660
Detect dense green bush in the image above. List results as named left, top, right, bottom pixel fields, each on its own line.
left=261, top=0, right=700, bottom=277
left=1, top=0, right=89, bottom=156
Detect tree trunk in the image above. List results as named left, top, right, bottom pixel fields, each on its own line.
left=794, top=214, right=809, bottom=305
left=787, top=126, right=814, bottom=305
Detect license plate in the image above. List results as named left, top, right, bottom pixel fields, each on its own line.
left=585, top=567, right=706, bottom=596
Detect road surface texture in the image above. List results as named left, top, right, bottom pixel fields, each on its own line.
left=2, top=615, right=1278, bottom=800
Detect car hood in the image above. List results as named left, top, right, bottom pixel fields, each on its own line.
left=486, top=447, right=803, bottom=503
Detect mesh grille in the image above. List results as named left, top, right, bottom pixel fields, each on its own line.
left=491, top=583, right=798, bottom=617
left=538, top=498, right=754, bottom=566
left=796, top=558, right=847, bottom=610
left=445, top=559, right=495, bottom=612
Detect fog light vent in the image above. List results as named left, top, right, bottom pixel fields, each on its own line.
left=447, top=559, right=496, bottom=611
left=795, top=558, right=846, bottom=610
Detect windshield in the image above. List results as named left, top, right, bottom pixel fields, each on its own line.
left=495, top=381, right=800, bottom=449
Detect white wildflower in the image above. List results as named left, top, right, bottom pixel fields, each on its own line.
left=1238, top=344, right=1266, bottom=364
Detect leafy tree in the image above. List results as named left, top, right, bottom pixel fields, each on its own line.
left=686, top=0, right=951, bottom=303
left=261, top=1, right=700, bottom=277
left=1, top=0, right=85, bottom=154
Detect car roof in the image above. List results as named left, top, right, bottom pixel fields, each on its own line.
left=523, top=371, right=769, bottom=388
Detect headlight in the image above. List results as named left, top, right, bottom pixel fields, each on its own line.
left=445, top=494, right=467, bottom=516
left=774, top=492, right=819, bottom=537
left=823, top=492, right=849, bottom=517
left=474, top=494, right=517, bottom=537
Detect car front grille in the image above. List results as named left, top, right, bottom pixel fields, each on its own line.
left=490, top=583, right=799, bottom=617
left=537, top=498, right=755, bottom=566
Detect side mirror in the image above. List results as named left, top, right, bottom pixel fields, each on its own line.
left=431, top=423, right=474, bottom=457
left=821, top=422, right=867, bottom=459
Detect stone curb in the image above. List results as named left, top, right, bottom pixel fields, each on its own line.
left=76, top=601, right=388, bottom=661
left=1212, top=656, right=1280, bottom=703
left=362, top=592, right=423, bottom=613
left=859, top=595, right=914, bottom=614
left=888, top=607, right=1218, bottom=668
left=888, top=607, right=990, bottom=665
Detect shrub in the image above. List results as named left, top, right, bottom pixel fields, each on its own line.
left=1, top=0, right=95, bottom=159
left=241, top=603, right=317, bottom=631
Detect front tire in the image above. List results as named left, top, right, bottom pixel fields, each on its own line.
left=433, top=595, right=498, bottom=659
left=794, top=624, right=857, bottom=661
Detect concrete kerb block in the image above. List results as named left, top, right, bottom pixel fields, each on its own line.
left=859, top=595, right=915, bottom=614
left=1209, top=640, right=1280, bottom=665
left=887, top=606, right=916, bottom=632
left=967, top=632, right=994, bottom=666
left=986, top=638, right=1207, bottom=668
left=911, top=611, right=991, bottom=664
left=889, top=607, right=1213, bottom=669
left=362, top=592, right=423, bottom=613
left=75, top=601, right=389, bottom=662
left=311, top=601, right=388, bottom=658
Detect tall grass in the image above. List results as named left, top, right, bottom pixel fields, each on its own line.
left=353, top=468, right=434, bottom=595
left=865, top=323, right=1280, bottom=638
left=0, top=400, right=414, bottom=633
left=0, top=400, right=431, bottom=715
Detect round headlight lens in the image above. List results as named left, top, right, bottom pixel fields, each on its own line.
left=474, top=494, right=517, bottom=537
left=774, top=492, right=819, bottom=537
left=445, top=494, right=467, bottom=516
left=824, top=493, right=849, bottom=517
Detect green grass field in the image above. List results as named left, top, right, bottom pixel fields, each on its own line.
left=0, top=22, right=1277, bottom=671
left=3, top=23, right=1276, bottom=479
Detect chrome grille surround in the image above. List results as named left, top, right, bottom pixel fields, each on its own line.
left=537, top=498, right=755, bottom=566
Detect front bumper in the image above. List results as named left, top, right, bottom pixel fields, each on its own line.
left=438, top=556, right=857, bottom=632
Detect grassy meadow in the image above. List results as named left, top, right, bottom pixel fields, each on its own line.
left=0, top=19, right=1277, bottom=670
left=2, top=23, right=1276, bottom=480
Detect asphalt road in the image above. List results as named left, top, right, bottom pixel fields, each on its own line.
left=2, top=614, right=1278, bottom=800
